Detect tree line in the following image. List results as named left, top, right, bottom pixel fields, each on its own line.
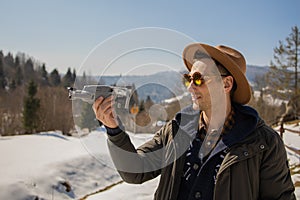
left=0, top=51, right=77, bottom=135
left=0, top=26, right=299, bottom=136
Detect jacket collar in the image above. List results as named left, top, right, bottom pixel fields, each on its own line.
left=174, top=105, right=200, bottom=138
left=222, top=103, right=260, bottom=147
left=174, top=103, right=262, bottom=147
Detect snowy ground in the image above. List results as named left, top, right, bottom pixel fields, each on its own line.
left=280, top=122, right=300, bottom=199
left=0, top=123, right=299, bottom=200
left=0, top=130, right=118, bottom=200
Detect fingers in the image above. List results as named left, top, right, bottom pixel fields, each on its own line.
left=101, top=97, right=114, bottom=115
left=92, top=96, right=104, bottom=114
left=93, top=96, right=113, bottom=117
left=92, top=96, right=118, bottom=128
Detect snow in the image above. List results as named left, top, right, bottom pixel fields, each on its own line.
left=87, top=178, right=159, bottom=200
left=253, top=91, right=288, bottom=106
left=280, top=122, right=300, bottom=198
left=1, top=123, right=300, bottom=200
left=0, top=131, right=120, bottom=200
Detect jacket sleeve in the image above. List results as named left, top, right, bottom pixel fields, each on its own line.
left=259, top=126, right=296, bottom=200
left=106, top=121, right=172, bottom=184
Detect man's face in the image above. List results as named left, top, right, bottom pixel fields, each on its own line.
left=187, top=59, right=224, bottom=111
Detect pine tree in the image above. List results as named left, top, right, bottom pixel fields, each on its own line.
left=267, top=26, right=300, bottom=97
left=23, top=80, right=40, bottom=133
left=72, top=69, right=76, bottom=83
left=4, top=52, right=14, bottom=68
left=24, top=58, right=35, bottom=81
left=267, top=26, right=300, bottom=119
left=62, top=68, right=73, bottom=88
left=15, top=65, right=23, bottom=86
left=49, top=69, right=61, bottom=86
left=37, top=63, right=49, bottom=86
left=144, top=95, right=154, bottom=110
left=139, top=100, right=145, bottom=112
left=15, top=56, right=20, bottom=68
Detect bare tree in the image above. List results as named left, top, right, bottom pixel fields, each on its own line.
left=37, top=87, right=74, bottom=135
left=0, top=87, right=25, bottom=135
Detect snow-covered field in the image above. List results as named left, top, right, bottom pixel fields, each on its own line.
left=280, top=122, right=300, bottom=199
left=0, top=131, right=117, bottom=200
left=0, top=123, right=299, bottom=200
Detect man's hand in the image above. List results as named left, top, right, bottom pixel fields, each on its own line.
left=92, top=96, right=119, bottom=128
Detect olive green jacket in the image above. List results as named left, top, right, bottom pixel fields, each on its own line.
left=107, top=106, right=295, bottom=200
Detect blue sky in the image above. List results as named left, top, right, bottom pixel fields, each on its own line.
left=0, top=0, right=299, bottom=75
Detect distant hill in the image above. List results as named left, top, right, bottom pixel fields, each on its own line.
left=246, top=65, right=269, bottom=85
left=83, top=65, right=269, bottom=103
left=96, top=71, right=185, bottom=103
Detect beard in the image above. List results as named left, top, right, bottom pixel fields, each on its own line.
left=192, top=99, right=211, bottom=112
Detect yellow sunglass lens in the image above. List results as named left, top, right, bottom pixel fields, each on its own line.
left=194, top=79, right=202, bottom=86
left=183, top=73, right=203, bottom=87
left=184, top=80, right=190, bottom=87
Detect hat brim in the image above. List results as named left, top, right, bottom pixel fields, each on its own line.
left=183, top=43, right=251, bottom=105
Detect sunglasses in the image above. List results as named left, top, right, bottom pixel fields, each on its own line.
left=183, top=72, right=229, bottom=87
left=183, top=72, right=204, bottom=87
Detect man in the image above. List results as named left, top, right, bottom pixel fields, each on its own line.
left=93, top=43, right=296, bottom=200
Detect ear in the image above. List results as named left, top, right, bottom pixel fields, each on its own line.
left=223, top=76, right=234, bottom=94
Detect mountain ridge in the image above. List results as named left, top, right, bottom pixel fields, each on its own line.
left=84, top=65, right=269, bottom=103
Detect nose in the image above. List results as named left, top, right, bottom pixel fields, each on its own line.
left=187, top=81, right=196, bottom=94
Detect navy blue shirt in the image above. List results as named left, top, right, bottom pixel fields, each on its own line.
left=177, top=127, right=228, bottom=200
left=177, top=108, right=235, bottom=200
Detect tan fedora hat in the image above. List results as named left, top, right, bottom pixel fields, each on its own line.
left=182, top=43, right=251, bottom=105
